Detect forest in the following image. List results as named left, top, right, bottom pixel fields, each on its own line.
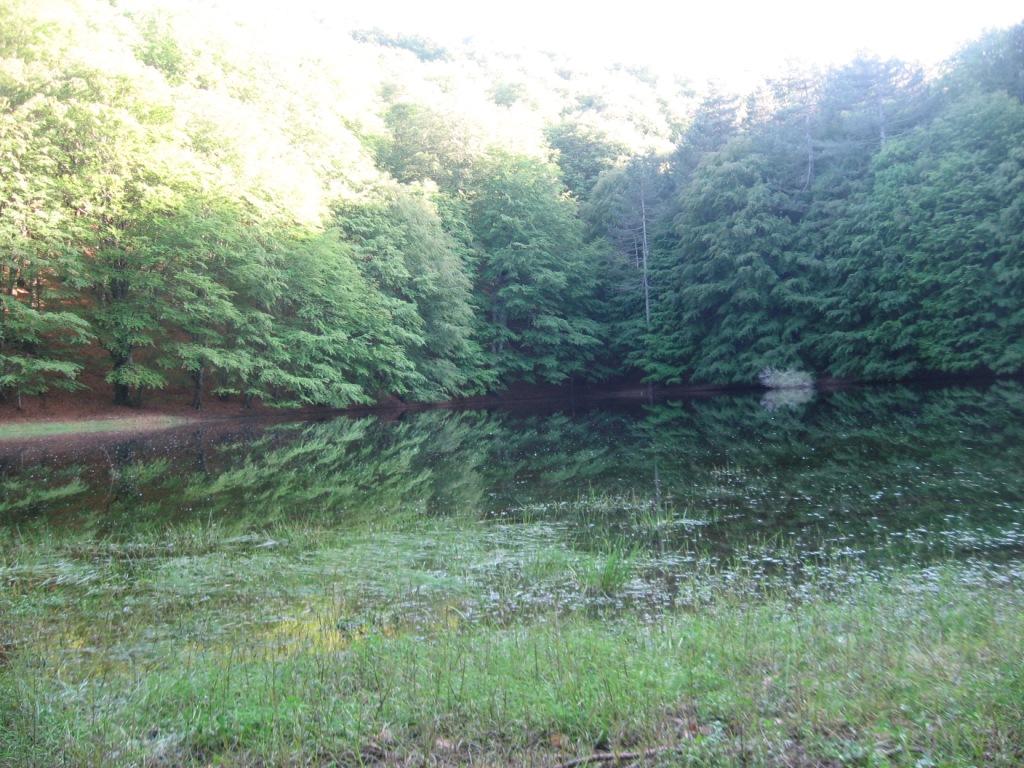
left=2, top=0, right=1023, bottom=410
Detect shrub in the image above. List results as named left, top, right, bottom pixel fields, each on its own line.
left=758, top=367, right=814, bottom=390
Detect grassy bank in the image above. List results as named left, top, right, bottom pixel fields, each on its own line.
left=0, top=414, right=191, bottom=441
left=2, top=519, right=1022, bottom=767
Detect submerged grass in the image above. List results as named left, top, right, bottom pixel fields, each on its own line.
left=2, top=514, right=1023, bottom=767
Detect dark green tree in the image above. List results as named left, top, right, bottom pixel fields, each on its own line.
left=467, top=151, right=603, bottom=384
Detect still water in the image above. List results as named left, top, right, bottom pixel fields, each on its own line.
left=3, top=382, right=1024, bottom=620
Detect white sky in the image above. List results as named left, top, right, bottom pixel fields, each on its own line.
left=327, top=0, right=1023, bottom=88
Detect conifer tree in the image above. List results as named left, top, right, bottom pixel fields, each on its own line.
left=467, top=152, right=603, bottom=384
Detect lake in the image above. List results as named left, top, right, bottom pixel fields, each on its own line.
left=4, top=382, right=1024, bottom=766
left=4, top=382, right=1023, bottom=623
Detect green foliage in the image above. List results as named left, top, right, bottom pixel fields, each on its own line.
left=375, top=103, right=478, bottom=191
left=135, top=14, right=190, bottom=84
left=642, top=35, right=1024, bottom=386
left=584, top=156, right=673, bottom=376
left=871, top=93, right=1023, bottom=374
left=222, top=226, right=424, bottom=408
left=646, top=138, right=805, bottom=384
left=467, top=152, right=603, bottom=384
left=1, top=0, right=1023, bottom=408
left=351, top=28, right=450, bottom=62
left=336, top=186, right=491, bottom=398
left=0, top=12, right=94, bottom=404
left=545, top=121, right=625, bottom=201
left=947, top=23, right=1024, bottom=101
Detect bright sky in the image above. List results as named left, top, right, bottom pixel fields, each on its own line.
left=331, top=0, right=1023, bottom=88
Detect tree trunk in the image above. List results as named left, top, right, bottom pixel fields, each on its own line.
left=191, top=367, right=205, bottom=410
left=877, top=96, right=887, bottom=147
left=112, top=383, right=131, bottom=406
left=112, top=350, right=133, bottom=406
left=639, top=179, right=651, bottom=330
left=803, top=111, right=815, bottom=190
left=491, top=303, right=508, bottom=355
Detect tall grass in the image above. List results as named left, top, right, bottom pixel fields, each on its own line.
left=3, top=574, right=1022, bottom=767
left=571, top=544, right=641, bottom=596
left=2, top=518, right=1023, bottom=767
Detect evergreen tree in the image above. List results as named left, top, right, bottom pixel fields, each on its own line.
left=375, top=103, right=478, bottom=192
left=645, top=136, right=805, bottom=384
left=818, top=92, right=1024, bottom=378
left=467, top=151, right=603, bottom=384
left=584, top=155, right=673, bottom=376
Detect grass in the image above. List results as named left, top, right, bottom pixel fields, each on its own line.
left=0, top=414, right=190, bottom=441
left=2, top=519, right=1023, bottom=767
left=571, top=544, right=641, bottom=596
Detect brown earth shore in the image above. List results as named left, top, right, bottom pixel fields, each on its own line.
left=0, top=386, right=340, bottom=447
left=0, top=376, right=856, bottom=428
left=0, top=374, right=918, bottom=445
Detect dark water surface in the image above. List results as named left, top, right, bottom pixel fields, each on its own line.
left=4, top=383, right=1023, bottom=579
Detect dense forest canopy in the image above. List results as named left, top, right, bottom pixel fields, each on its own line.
left=1, top=0, right=1022, bottom=409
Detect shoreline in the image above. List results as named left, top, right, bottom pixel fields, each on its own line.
left=0, top=373, right=1014, bottom=444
